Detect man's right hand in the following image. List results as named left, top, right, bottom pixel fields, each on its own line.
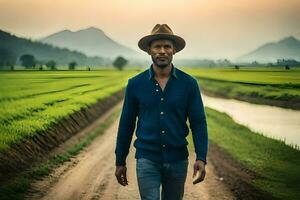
left=115, top=166, right=128, bottom=186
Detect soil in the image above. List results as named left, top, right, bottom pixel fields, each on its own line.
left=25, top=102, right=236, bottom=200
left=208, top=143, right=278, bottom=200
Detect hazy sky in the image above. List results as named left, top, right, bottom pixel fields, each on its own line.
left=0, top=0, right=299, bottom=59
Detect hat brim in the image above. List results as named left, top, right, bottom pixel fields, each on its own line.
left=138, top=34, right=185, bottom=53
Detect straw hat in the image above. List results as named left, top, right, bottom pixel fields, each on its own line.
left=138, top=24, right=186, bottom=53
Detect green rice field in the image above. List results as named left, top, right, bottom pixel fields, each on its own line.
left=1, top=67, right=299, bottom=199
left=1, top=67, right=299, bottom=153
left=183, top=67, right=300, bottom=85
left=182, top=67, right=300, bottom=106
left=0, top=69, right=138, bottom=152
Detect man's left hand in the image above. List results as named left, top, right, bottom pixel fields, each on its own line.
left=192, top=160, right=206, bottom=184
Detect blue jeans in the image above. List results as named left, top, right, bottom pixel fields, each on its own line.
left=136, top=158, right=189, bottom=200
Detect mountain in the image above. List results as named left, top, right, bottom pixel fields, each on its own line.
left=238, top=36, right=300, bottom=62
left=0, top=29, right=108, bottom=66
left=40, top=27, right=140, bottom=59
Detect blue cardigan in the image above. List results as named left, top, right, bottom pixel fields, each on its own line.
left=115, top=64, right=208, bottom=166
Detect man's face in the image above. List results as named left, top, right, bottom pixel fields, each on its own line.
left=148, top=39, right=176, bottom=69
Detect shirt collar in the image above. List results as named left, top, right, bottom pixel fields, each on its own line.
left=148, top=63, right=178, bottom=80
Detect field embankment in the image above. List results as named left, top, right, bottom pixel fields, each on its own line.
left=192, top=107, right=300, bottom=200
left=183, top=67, right=300, bottom=110
left=0, top=70, right=138, bottom=181
left=0, top=90, right=124, bottom=180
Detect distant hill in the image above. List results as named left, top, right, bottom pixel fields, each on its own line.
left=0, top=29, right=108, bottom=66
left=41, top=27, right=140, bottom=59
left=238, top=36, right=300, bottom=62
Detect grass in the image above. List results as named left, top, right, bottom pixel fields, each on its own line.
left=197, top=78, right=300, bottom=101
left=180, top=67, right=300, bottom=108
left=1, top=67, right=299, bottom=199
left=2, top=67, right=298, bottom=151
left=0, top=69, right=139, bottom=152
left=188, top=107, right=300, bottom=200
left=0, top=106, right=121, bottom=200
left=182, top=67, right=300, bottom=85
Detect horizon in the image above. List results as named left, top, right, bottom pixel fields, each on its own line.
left=2, top=26, right=299, bottom=62
left=1, top=0, right=300, bottom=60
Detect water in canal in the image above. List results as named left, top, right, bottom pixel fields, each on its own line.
left=201, top=94, right=300, bottom=148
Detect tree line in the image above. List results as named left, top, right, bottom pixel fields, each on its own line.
left=0, top=49, right=128, bottom=71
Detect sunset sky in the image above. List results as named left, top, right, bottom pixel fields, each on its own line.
left=0, top=0, right=299, bottom=59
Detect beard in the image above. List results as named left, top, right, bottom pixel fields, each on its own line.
left=151, top=55, right=172, bottom=69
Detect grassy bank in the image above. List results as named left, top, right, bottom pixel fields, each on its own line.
left=0, top=106, right=121, bottom=200
left=183, top=67, right=300, bottom=85
left=188, top=107, right=300, bottom=199
left=198, top=78, right=300, bottom=109
left=182, top=67, right=300, bottom=109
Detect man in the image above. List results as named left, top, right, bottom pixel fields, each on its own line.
left=115, top=24, right=208, bottom=200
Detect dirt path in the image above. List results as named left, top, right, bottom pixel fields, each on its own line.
left=27, top=103, right=235, bottom=200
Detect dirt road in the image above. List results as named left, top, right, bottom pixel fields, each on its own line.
left=27, top=102, right=235, bottom=200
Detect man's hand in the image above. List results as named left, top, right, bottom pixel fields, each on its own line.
left=115, top=166, right=128, bottom=186
left=192, top=160, right=206, bottom=184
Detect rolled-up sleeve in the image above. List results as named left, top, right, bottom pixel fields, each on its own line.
left=115, top=78, right=138, bottom=166
left=187, top=78, right=208, bottom=164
